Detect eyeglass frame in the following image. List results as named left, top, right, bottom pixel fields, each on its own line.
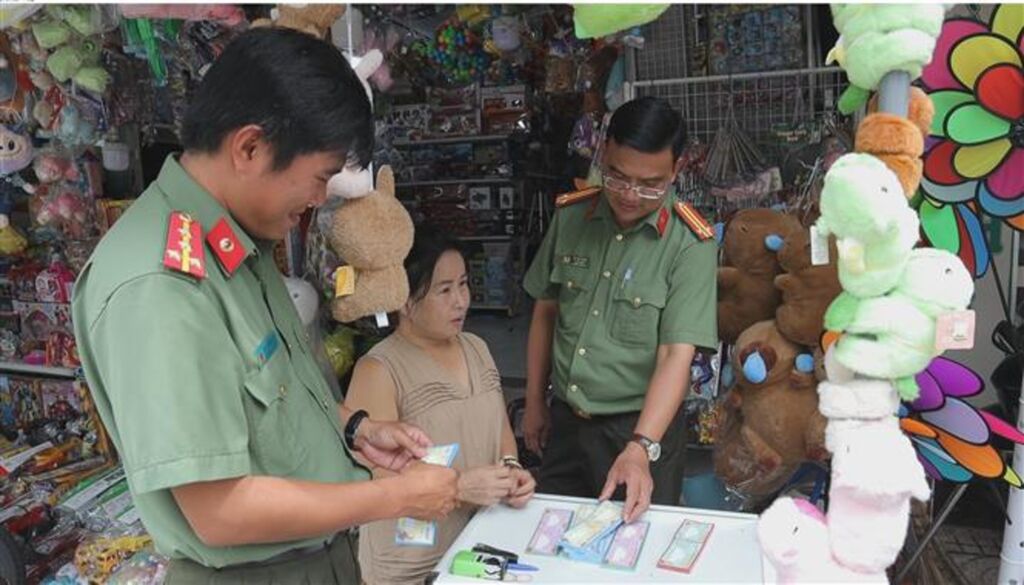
left=600, top=167, right=678, bottom=200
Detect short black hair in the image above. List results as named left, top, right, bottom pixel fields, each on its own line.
left=180, top=27, right=373, bottom=171
left=404, top=226, right=463, bottom=303
left=605, top=96, right=687, bottom=159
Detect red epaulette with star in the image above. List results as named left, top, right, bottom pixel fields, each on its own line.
left=555, top=186, right=601, bottom=208
left=674, top=201, right=714, bottom=241
left=163, top=211, right=206, bottom=279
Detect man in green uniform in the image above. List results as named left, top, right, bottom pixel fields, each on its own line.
left=522, top=97, right=717, bottom=523
left=72, top=29, right=457, bottom=583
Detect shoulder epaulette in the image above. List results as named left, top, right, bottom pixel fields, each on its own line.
left=674, top=201, right=714, bottom=241
left=555, top=186, right=601, bottom=208
left=163, top=211, right=206, bottom=279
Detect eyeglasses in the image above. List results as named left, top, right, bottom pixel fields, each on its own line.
left=601, top=171, right=671, bottom=200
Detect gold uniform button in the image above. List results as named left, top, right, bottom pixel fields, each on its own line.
left=602, top=271, right=611, bottom=278
left=219, top=237, right=235, bottom=253
left=578, top=348, right=587, bottom=356
left=569, top=384, right=579, bottom=392
left=566, top=280, right=575, bottom=289
left=633, top=297, right=642, bottom=307
left=592, top=309, right=600, bottom=316
left=615, top=234, right=624, bottom=241
left=278, top=385, right=287, bottom=397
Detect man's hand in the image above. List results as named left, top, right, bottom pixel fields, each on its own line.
left=354, top=419, right=431, bottom=472
left=395, top=462, right=459, bottom=521
left=599, top=442, right=653, bottom=523
left=522, top=399, right=550, bottom=455
left=457, top=465, right=516, bottom=507
left=503, top=467, right=536, bottom=509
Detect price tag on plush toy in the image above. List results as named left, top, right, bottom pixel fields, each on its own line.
left=809, top=225, right=829, bottom=266
left=334, top=265, right=355, bottom=298
left=935, top=310, right=975, bottom=350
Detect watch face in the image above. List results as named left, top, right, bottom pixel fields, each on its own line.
left=648, top=442, right=662, bottom=462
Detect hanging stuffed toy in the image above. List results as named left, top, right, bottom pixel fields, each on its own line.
left=824, top=247, right=974, bottom=400
left=814, top=152, right=920, bottom=299
left=251, top=4, right=346, bottom=40
left=717, top=209, right=802, bottom=343
left=758, top=497, right=887, bottom=584
left=827, top=3, right=947, bottom=114
left=774, top=228, right=842, bottom=347
left=327, top=166, right=414, bottom=324
left=713, top=320, right=827, bottom=500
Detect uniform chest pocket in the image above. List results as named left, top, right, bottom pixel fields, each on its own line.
left=611, top=281, right=668, bottom=347
left=550, top=262, right=594, bottom=336
left=242, top=354, right=310, bottom=475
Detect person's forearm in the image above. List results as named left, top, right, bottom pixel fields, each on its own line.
left=500, top=415, right=518, bottom=459
left=175, top=475, right=410, bottom=547
left=633, top=344, right=695, bottom=442
left=526, top=301, right=557, bottom=402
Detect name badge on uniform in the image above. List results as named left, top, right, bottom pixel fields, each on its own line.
left=255, top=332, right=280, bottom=366
left=561, top=255, right=589, bottom=268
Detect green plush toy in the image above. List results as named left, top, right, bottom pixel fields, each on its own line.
left=31, top=6, right=110, bottom=94
left=824, top=247, right=974, bottom=400
left=814, top=153, right=919, bottom=299
left=827, top=4, right=947, bottom=114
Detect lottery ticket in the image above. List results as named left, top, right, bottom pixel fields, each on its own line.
left=527, top=508, right=573, bottom=555
left=657, top=519, right=714, bottom=573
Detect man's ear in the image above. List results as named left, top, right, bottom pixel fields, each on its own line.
left=228, top=124, right=270, bottom=175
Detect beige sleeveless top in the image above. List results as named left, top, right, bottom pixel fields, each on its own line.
left=358, top=332, right=505, bottom=585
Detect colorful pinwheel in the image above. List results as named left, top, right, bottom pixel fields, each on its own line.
left=900, top=356, right=1024, bottom=487
left=919, top=5, right=1023, bottom=225
left=919, top=198, right=991, bottom=278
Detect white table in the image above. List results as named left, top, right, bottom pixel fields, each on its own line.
left=433, top=494, right=777, bottom=583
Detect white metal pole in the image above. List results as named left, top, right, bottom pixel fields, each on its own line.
left=1000, top=398, right=1024, bottom=584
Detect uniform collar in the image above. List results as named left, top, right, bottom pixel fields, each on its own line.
left=588, top=190, right=676, bottom=238
left=155, top=155, right=261, bottom=264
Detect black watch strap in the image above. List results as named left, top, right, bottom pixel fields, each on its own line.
left=344, top=410, right=369, bottom=452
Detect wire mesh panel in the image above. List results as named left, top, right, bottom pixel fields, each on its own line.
left=633, top=67, right=846, bottom=147
left=634, top=4, right=689, bottom=81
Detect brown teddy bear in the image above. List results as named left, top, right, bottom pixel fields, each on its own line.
left=251, top=4, right=346, bottom=39
left=717, top=209, right=802, bottom=344
left=774, top=229, right=843, bottom=347
left=328, top=166, right=414, bottom=323
left=859, top=87, right=936, bottom=198
left=713, top=320, right=828, bottom=498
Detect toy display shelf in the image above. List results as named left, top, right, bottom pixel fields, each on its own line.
left=392, top=134, right=512, bottom=147
left=396, top=177, right=516, bottom=188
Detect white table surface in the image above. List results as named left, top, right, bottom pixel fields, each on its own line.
left=433, top=493, right=777, bottom=583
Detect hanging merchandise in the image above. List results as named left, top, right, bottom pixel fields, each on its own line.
left=712, top=321, right=827, bottom=505
left=704, top=103, right=778, bottom=203
left=706, top=6, right=805, bottom=77
left=900, top=356, right=1024, bottom=486
left=919, top=5, right=1024, bottom=229
left=572, top=4, right=670, bottom=40
left=827, top=4, right=947, bottom=114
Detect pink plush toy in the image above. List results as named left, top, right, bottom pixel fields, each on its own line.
left=826, top=415, right=931, bottom=573
left=758, top=497, right=887, bottom=584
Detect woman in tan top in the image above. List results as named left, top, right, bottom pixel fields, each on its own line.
left=345, top=228, right=536, bottom=585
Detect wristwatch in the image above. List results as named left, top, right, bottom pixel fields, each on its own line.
left=630, top=433, right=661, bottom=462
left=344, top=409, right=370, bottom=452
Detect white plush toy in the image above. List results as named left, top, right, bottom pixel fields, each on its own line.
left=814, top=153, right=920, bottom=299
left=325, top=49, right=383, bottom=201
left=824, top=246, right=974, bottom=400
left=826, top=415, right=931, bottom=574
left=285, top=276, right=320, bottom=328
left=758, top=497, right=887, bottom=583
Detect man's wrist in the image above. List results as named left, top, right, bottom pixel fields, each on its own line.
left=623, top=441, right=648, bottom=461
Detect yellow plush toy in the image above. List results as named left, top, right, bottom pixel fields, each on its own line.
left=251, top=4, right=345, bottom=39
left=328, top=165, right=414, bottom=324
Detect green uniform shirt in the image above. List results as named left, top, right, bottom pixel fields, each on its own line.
left=72, top=156, right=368, bottom=568
left=523, top=192, right=718, bottom=415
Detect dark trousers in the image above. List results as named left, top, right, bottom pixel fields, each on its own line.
left=165, top=532, right=360, bottom=585
left=537, top=399, right=687, bottom=506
